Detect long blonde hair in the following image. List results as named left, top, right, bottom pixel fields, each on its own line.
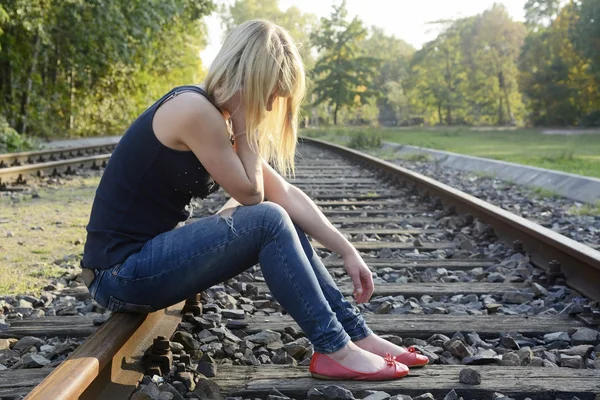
left=205, top=20, right=306, bottom=175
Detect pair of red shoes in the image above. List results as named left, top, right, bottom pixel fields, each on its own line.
left=309, top=346, right=429, bottom=381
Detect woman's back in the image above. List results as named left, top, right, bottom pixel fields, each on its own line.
left=82, top=85, right=220, bottom=270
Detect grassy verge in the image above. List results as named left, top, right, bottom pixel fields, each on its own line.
left=302, top=127, right=600, bottom=178
left=0, top=176, right=99, bottom=295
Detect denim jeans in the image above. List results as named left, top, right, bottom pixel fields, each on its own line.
left=89, top=202, right=372, bottom=354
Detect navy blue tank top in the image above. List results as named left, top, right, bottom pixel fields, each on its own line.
left=82, top=85, right=222, bottom=270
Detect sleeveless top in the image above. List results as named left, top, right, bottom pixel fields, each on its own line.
left=82, top=85, right=223, bottom=270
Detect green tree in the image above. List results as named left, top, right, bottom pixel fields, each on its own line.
left=524, top=0, right=562, bottom=28
left=519, top=2, right=599, bottom=126
left=0, top=0, right=215, bottom=138
left=359, top=27, right=414, bottom=125
left=406, top=20, right=469, bottom=125
left=220, top=0, right=317, bottom=66
left=310, top=1, right=380, bottom=125
left=463, top=4, right=527, bottom=125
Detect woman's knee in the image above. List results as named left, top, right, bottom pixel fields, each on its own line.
left=245, top=202, right=293, bottom=229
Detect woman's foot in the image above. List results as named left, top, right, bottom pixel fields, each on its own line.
left=354, top=334, right=429, bottom=368
left=309, top=342, right=409, bottom=380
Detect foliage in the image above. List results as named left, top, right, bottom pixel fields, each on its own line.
left=0, top=0, right=215, bottom=138
left=347, top=131, right=382, bottom=150
left=220, top=0, right=317, bottom=67
left=0, top=115, right=37, bottom=152
left=519, top=2, right=599, bottom=126
left=310, top=1, right=381, bottom=125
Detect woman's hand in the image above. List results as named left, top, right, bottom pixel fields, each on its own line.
left=343, top=252, right=374, bottom=304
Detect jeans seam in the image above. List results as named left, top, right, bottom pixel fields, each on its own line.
left=111, top=225, right=266, bottom=283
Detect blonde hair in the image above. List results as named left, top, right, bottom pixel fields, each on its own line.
left=205, top=20, right=306, bottom=175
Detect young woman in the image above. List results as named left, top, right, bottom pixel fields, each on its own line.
left=82, top=20, right=427, bottom=381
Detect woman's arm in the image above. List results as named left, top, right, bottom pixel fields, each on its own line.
left=263, top=161, right=374, bottom=303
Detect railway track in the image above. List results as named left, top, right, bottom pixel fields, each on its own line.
left=0, top=142, right=118, bottom=188
left=1, top=138, right=599, bottom=399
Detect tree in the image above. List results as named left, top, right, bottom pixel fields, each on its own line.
left=0, top=0, right=215, bottom=137
left=359, top=27, right=414, bottom=125
left=310, top=1, right=380, bottom=125
left=519, top=2, right=599, bottom=126
left=524, top=0, right=562, bottom=28
left=463, top=4, right=527, bottom=125
left=405, top=19, right=470, bottom=125
left=220, top=0, right=317, bottom=67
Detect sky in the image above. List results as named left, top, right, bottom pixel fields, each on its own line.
left=200, top=0, right=528, bottom=66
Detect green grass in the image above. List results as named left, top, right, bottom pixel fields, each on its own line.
left=302, top=127, right=600, bottom=178
left=0, top=176, right=100, bottom=295
left=569, top=201, right=600, bottom=216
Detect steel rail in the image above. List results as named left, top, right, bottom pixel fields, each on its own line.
left=25, top=301, right=184, bottom=400
left=302, top=137, right=600, bottom=301
left=0, top=154, right=111, bottom=187
left=0, top=143, right=117, bottom=168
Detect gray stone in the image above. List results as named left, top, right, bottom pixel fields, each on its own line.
left=499, top=336, right=520, bottom=350
left=13, top=336, right=44, bottom=353
left=193, top=377, right=224, bottom=400
left=158, top=392, right=174, bottom=400
left=444, top=339, right=474, bottom=359
left=307, top=388, right=326, bottom=400
left=389, top=396, right=412, bottom=400
left=527, top=356, right=544, bottom=367
left=571, top=327, right=600, bottom=345
left=443, top=390, right=459, bottom=400
left=559, top=344, right=594, bottom=358
left=172, top=331, right=201, bottom=351
left=272, top=350, right=296, bottom=365
left=282, top=337, right=311, bottom=359
left=244, top=330, right=281, bottom=345
left=413, top=394, right=434, bottom=400
left=221, top=309, right=246, bottom=320
left=459, top=368, right=481, bottom=385
left=22, top=354, right=51, bottom=368
left=531, top=283, right=549, bottom=297
left=321, top=385, right=355, bottom=400
left=171, top=381, right=187, bottom=395
left=517, top=347, right=533, bottom=366
left=463, top=349, right=501, bottom=365
left=560, top=354, right=584, bottom=369
left=196, top=361, right=217, bottom=378
left=132, top=383, right=161, bottom=400
left=502, top=291, right=534, bottom=304
left=363, top=391, right=391, bottom=400
left=500, top=352, right=519, bottom=366
left=375, top=301, right=393, bottom=314
left=543, top=332, right=570, bottom=343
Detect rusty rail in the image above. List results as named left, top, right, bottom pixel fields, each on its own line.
left=0, top=154, right=111, bottom=187
left=25, top=301, right=184, bottom=400
left=302, top=137, right=600, bottom=302
left=0, top=143, right=117, bottom=168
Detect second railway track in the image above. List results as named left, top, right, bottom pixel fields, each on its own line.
left=1, top=138, right=599, bottom=399
left=0, top=142, right=118, bottom=188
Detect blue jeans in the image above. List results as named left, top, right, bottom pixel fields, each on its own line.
left=89, top=202, right=372, bottom=354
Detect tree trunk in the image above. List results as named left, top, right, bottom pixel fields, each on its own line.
left=19, top=33, right=41, bottom=135
left=333, top=102, right=339, bottom=125
left=498, top=71, right=515, bottom=125
left=68, top=67, right=76, bottom=132
left=446, top=106, right=453, bottom=125
left=437, top=103, right=443, bottom=125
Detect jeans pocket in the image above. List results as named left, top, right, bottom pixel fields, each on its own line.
left=107, top=296, right=155, bottom=314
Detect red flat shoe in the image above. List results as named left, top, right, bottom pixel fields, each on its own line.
left=393, top=346, right=429, bottom=368
left=309, top=352, right=409, bottom=381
